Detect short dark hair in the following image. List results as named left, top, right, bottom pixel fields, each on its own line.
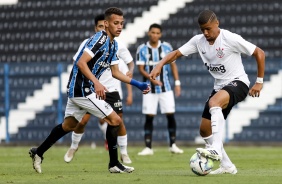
left=198, top=10, right=217, bottom=25
left=104, top=7, right=123, bottom=20
left=149, top=23, right=162, bottom=32
left=94, top=14, right=105, bottom=26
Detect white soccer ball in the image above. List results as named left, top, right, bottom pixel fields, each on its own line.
left=190, top=152, right=214, bottom=176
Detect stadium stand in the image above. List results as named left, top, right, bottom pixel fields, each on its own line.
left=1, top=0, right=281, bottom=144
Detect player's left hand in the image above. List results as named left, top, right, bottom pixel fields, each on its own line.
left=249, top=83, right=263, bottom=97
left=174, top=86, right=181, bottom=97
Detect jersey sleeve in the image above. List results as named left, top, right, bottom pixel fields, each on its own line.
left=136, top=44, right=146, bottom=65
left=73, top=39, right=88, bottom=61
left=178, top=35, right=199, bottom=56
left=225, top=32, right=256, bottom=56
left=84, top=31, right=107, bottom=58
left=116, top=39, right=133, bottom=64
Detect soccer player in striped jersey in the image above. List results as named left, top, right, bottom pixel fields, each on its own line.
left=29, top=7, right=150, bottom=174
left=136, top=23, right=184, bottom=156
left=149, top=10, right=265, bottom=174
left=64, top=14, right=134, bottom=164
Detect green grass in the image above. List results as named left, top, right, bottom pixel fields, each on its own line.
left=0, top=146, right=282, bottom=184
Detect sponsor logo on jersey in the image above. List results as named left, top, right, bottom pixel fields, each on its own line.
left=99, top=35, right=107, bottom=44
left=205, top=63, right=226, bottom=73
left=216, top=47, right=225, bottom=58
left=98, top=61, right=110, bottom=68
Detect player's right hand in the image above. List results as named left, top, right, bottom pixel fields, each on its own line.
left=149, top=65, right=161, bottom=80
left=94, top=82, right=108, bottom=100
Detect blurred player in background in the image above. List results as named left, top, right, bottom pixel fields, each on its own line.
left=64, top=14, right=134, bottom=164
left=149, top=10, right=265, bottom=174
left=136, top=23, right=184, bottom=156
left=29, top=7, right=150, bottom=174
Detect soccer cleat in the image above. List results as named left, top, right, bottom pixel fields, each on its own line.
left=108, top=162, right=135, bottom=173
left=137, top=147, right=154, bottom=156
left=196, top=147, right=222, bottom=161
left=169, top=143, right=184, bottom=154
left=210, top=164, right=238, bottom=174
left=121, top=154, right=132, bottom=164
left=64, top=148, right=78, bottom=163
left=29, top=147, right=43, bottom=173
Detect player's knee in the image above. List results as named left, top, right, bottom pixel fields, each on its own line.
left=208, top=98, right=219, bottom=108
left=110, top=116, right=122, bottom=126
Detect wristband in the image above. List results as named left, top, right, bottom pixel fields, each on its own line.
left=130, top=79, right=148, bottom=91
left=175, top=80, right=181, bottom=86
left=256, top=77, right=263, bottom=84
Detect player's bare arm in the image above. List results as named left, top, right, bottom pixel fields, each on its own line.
left=111, top=64, right=150, bottom=94
left=138, top=65, right=162, bottom=86
left=149, top=49, right=183, bottom=80
left=248, top=47, right=265, bottom=97
left=170, top=62, right=181, bottom=97
left=126, top=61, right=134, bottom=78
left=76, top=51, right=108, bottom=99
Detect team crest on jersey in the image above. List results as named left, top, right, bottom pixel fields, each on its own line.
left=160, top=52, right=166, bottom=59
left=146, top=54, right=151, bottom=60
left=216, top=47, right=225, bottom=58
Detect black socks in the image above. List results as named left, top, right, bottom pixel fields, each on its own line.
left=36, top=123, right=69, bottom=157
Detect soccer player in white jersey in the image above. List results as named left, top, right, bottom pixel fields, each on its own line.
left=149, top=10, right=265, bottom=174
left=136, top=23, right=184, bottom=156
left=64, top=14, right=134, bottom=164
left=29, top=7, right=150, bottom=174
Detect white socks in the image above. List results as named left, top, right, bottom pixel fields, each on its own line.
left=209, top=107, right=224, bottom=156
left=98, top=122, right=108, bottom=140
left=71, top=132, right=84, bottom=149
left=118, top=135, right=128, bottom=155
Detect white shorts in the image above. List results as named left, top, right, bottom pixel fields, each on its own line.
left=142, top=90, right=175, bottom=115
left=65, top=93, right=113, bottom=122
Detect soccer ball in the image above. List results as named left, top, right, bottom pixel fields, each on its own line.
left=189, top=152, right=214, bottom=176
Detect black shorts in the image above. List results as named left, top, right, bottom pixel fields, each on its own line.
left=202, top=80, right=249, bottom=120
left=86, top=91, right=123, bottom=114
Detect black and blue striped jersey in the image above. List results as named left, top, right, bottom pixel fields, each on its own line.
left=67, top=30, right=119, bottom=98
left=136, top=41, right=173, bottom=94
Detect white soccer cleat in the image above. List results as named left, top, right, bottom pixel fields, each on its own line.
left=138, top=147, right=154, bottom=156
left=196, top=147, right=222, bottom=161
left=64, top=148, right=78, bottom=163
left=29, top=147, right=43, bottom=173
left=108, top=162, right=134, bottom=173
left=169, top=143, right=184, bottom=154
left=121, top=154, right=132, bottom=164
left=210, top=164, right=238, bottom=174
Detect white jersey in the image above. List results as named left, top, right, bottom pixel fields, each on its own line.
left=178, top=29, right=256, bottom=91
left=73, top=38, right=132, bottom=99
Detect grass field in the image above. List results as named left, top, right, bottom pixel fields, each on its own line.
left=0, top=146, right=282, bottom=184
